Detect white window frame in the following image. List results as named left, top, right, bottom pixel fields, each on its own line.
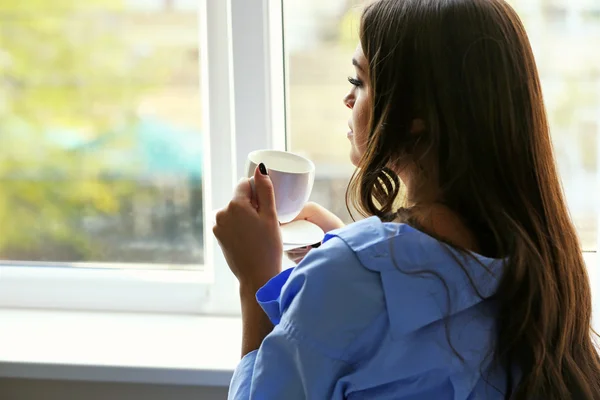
left=0, top=0, right=286, bottom=315
left=0, top=0, right=597, bottom=320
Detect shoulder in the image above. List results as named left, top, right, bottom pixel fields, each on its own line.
left=273, top=232, right=386, bottom=360
left=326, top=217, right=504, bottom=337
left=283, top=217, right=404, bottom=309
left=270, top=218, right=434, bottom=357
left=276, top=217, right=427, bottom=329
left=327, top=216, right=434, bottom=271
left=261, top=217, right=503, bottom=357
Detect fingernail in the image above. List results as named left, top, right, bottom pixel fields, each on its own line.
left=258, top=163, right=268, bottom=175
left=311, top=242, right=321, bottom=248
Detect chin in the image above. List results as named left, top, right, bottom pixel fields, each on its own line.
left=350, top=149, right=360, bottom=167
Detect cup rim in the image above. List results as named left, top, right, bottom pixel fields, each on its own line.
left=248, top=149, right=315, bottom=174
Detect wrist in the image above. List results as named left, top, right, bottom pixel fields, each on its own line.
left=238, top=272, right=280, bottom=297
left=239, top=283, right=260, bottom=300
left=238, top=279, right=270, bottom=300
left=238, top=282, right=274, bottom=357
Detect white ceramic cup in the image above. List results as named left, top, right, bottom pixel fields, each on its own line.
left=246, top=149, right=315, bottom=224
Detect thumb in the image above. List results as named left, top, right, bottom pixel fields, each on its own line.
left=253, top=163, right=276, bottom=217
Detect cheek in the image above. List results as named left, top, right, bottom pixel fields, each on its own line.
left=352, top=95, right=370, bottom=144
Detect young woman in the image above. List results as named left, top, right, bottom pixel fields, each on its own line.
left=213, top=0, right=600, bottom=398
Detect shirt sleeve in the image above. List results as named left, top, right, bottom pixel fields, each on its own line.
left=227, top=324, right=351, bottom=400
left=228, top=235, right=385, bottom=400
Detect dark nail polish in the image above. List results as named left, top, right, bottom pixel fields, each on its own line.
left=311, top=242, right=321, bottom=248
left=258, top=163, right=268, bottom=175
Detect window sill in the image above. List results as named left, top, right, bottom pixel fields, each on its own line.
left=0, top=309, right=241, bottom=387
left=0, top=254, right=595, bottom=387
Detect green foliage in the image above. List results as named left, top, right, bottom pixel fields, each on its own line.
left=0, top=0, right=169, bottom=260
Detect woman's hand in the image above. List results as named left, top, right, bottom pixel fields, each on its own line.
left=213, top=164, right=283, bottom=291
left=285, top=202, right=345, bottom=264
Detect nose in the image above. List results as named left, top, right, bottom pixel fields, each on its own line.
left=343, top=91, right=354, bottom=109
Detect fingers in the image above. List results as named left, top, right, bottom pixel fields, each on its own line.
left=286, top=247, right=310, bottom=264
left=233, top=177, right=253, bottom=203
left=291, top=201, right=318, bottom=222
left=212, top=209, right=226, bottom=240
left=290, top=202, right=345, bottom=233
left=247, top=177, right=259, bottom=209
left=215, top=174, right=263, bottom=234
left=214, top=181, right=256, bottom=236
left=253, top=163, right=277, bottom=218
left=285, top=242, right=321, bottom=264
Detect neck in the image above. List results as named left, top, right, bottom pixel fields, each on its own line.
left=410, top=203, right=481, bottom=254
left=399, top=168, right=439, bottom=207
left=398, top=171, right=481, bottom=253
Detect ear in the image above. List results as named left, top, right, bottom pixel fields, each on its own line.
left=410, top=119, right=426, bottom=135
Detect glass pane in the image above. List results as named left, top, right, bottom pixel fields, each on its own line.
left=283, top=0, right=598, bottom=251
left=508, top=0, right=599, bottom=251
left=283, top=0, right=363, bottom=224
left=0, top=0, right=204, bottom=269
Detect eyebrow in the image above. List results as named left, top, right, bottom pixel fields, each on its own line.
left=352, top=58, right=364, bottom=72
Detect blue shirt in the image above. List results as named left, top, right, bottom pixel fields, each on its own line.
left=229, top=216, right=511, bottom=399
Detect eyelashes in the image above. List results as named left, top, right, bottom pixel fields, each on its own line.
left=347, top=76, right=363, bottom=87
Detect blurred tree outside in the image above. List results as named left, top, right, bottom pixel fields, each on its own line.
left=338, top=5, right=361, bottom=50
left=0, top=0, right=173, bottom=261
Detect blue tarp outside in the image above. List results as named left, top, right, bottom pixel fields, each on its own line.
left=49, top=116, right=203, bottom=178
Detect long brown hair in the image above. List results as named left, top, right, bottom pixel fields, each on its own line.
left=347, top=0, right=600, bottom=398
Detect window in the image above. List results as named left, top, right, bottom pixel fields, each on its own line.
left=283, top=0, right=599, bottom=252
left=0, top=0, right=596, bottom=318
left=513, top=0, right=600, bottom=253
left=542, top=5, right=568, bottom=29
left=282, top=0, right=599, bottom=328
left=283, top=0, right=362, bottom=223
left=0, top=0, right=203, bottom=268
left=0, top=0, right=285, bottom=314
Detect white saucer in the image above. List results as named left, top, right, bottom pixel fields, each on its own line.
left=283, top=242, right=312, bottom=251
left=211, top=210, right=324, bottom=251
left=281, top=220, right=324, bottom=249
